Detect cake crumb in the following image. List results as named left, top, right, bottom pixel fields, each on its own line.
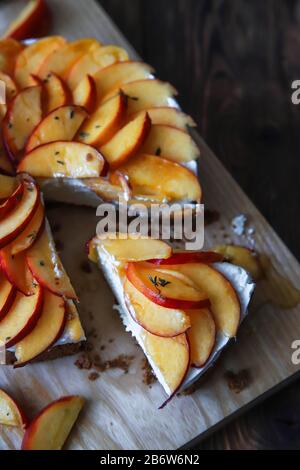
left=88, top=372, right=100, bottom=381
left=94, top=354, right=134, bottom=374
left=224, top=369, right=252, bottom=393
left=141, top=358, right=157, bottom=386
left=74, top=354, right=92, bottom=370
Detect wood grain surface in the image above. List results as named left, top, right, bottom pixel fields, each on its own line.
left=1, top=0, right=300, bottom=450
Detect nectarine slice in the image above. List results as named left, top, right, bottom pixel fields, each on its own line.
left=0, top=177, right=39, bottom=247
left=0, top=175, right=17, bottom=199
left=100, top=111, right=151, bottom=168
left=186, top=308, right=216, bottom=367
left=37, top=38, right=101, bottom=79
left=26, top=221, right=77, bottom=300
left=26, top=105, right=88, bottom=152
left=2, top=0, right=51, bottom=41
left=42, top=73, right=71, bottom=114
left=0, top=389, right=28, bottom=429
left=72, top=74, right=96, bottom=112
left=18, top=141, right=105, bottom=178
left=126, top=262, right=209, bottom=309
left=78, top=92, right=127, bottom=146
left=136, top=107, right=196, bottom=130
left=118, top=154, right=201, bottom=202
left=0, top=273, right=16, bottom=321
left=15, top=36, right=66, bottom=88
left=10, top=201, right=45, bottom=255
left=213, top=244, right=263, bottom=281
left=141, top=331, right=190, bottom=395
left=0, top=284, right=43, bottom=348
left=0, top=182, right=23, bottom=221
left=21, top=395, right=85, bottom=450
left=83, top=177, right=129, bottom=202
left=14, top=290, right=66, bottom=366
left=0, top=38, right=23, bottom=75
left=125, top=278, right=191, bottom=337
left=148, top=251, right=223, bottom=265
left=93, top=61, right=154, bottom=100
left=67, top=45, right=129, bottom=90
left=168, top=263, right=241, bottom=337
left=119, top=79, right=177, bottom=115
left=91, top=237, right=172, bottom=261
left=0, top=248, right=36, bottom=296
left=3, top=85, right=42, bottom=162
left=140, top=124, right=200, bottom=163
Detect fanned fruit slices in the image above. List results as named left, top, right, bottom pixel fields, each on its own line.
left=89, top=237, right=244, bottom=397
left=0, top=174, right=82, bottom=365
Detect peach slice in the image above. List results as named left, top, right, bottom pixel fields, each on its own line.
left=167, top=263, right=241, bottom=337
left=0, top=284, right=43, bottom=348
left=67, top=45, right=129, bottom=90
left=90, top=237, right=172, bottom=262
left=118, top=79, right=177, bottom=115
left=26, top=221, right=77, bottom=300
left=14, top=290, right=66, bottom=366
left=77, top=92, right=127, bottom=146
left=3, top=85, right=42, bottom=162
left=213, top=244, right=263, bottom=281
left=118, top=154, right=202, bottom=202
left=124, top=278, right=191, bottom=337
left=186, top=308, right=216, bottom=367
left=0, top=389, right=28, bottom=429
left=26, top=105, right=88, bottom=152
left=142, top=331, right=190, bottom=395
left=0, top=175, right=17, bottom=199
left=135, top=107, right=196, bottom=130
left=10, top=201, right=45, bottom=255
left=21, top=395, right=85, bottom=450
left=72, top=74, right=96, bottom=112
left=0, top=273, right=16, bottom=321
left=0, top=177, right=39, bottom=247
left=0, top=38, right=24, bottom=76
left=37, top=38, right=101, bottom=79
left=140, top=124, right=200, bottom=163
left=0, top=182, right=23, bottom=221
left=2, top=0, right=51, bottom=41
left=0, top=248, right=36, bottom=296
left=148, top=251, right=223, bottom=265
left=100, top=111, right=151, bottom=168
left=42, top=73, right=72, bottom=114
left=83, top=177, right=129, bottom=202
left=126, top=262, right=209, bottom=309
left=15, top=36, right=66, bottom=88
left=93, top=61, right=154, bottom=100
left=18, top=141, right=105, bottom=178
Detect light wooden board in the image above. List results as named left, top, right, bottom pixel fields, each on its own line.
left=1, top=0, right=300, bottom=450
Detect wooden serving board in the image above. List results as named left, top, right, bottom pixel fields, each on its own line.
left=1, top=0, right=300, bottom=450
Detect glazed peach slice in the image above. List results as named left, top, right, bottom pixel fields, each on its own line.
left=0, top=273, right=16, bottom=321
left=42, top=73, right=72, bottom=114
left=89, top=237, right=172, bottom=262
left=67, top=45, right=129, bottom=90
left=0, top=38, right=23, bottom=76
left=100, top=111, right=151, bottom=169
left=167, top=263, right=241, bottom=337
left=148, top=251, right=223, bottom=265
left=18, top=141, right=105, bottom=178
left=37, top=38, right=101, bottom=79
left=0, top=284, right=43, bottom=348
left=26, top=105, right=88, bottom=152
left=141, top=331, right=190, bottom=396
left=0, top=177, right=39, bottom=247
left=2, top=0, right=51, bottom=41
left=0, top=389, right=28, bottom=429
left=0, top=182, right=23, bottom=221
left=187, top=308, right=216, bottom=367
left=15, top=36, right=66, bottom=88
left=3, top=85, right=42, bottom=163
left=117, top=80, right=177, bottom=115
left=213, top=244, right=263, bottom=281
left=72, top=75, right=96, bottom=112
left=0, top=175, right=17, bottom=199
left=22, top=395, right=85, bottom=450
left=14, top=290, right=66, bottom=367
left=0, top=248, right=36, bottom=296
left=124, top=278, right=191, bottom=337
left=10, top=200, right=45, bottom=255
left=126, top=262, right=209, bottom=309
left=93, top=61, right=154, bottom=100
left=26, top=221, right=77, bottom=300
left=117, top=154, right=202, bottom=202
left=77, top=92, right=127, bottom=146
left=140, top=124, right=200, bottom=163
left=135, top=107, right=196, bottom=130
left=83, top=177, right=129, bottom=202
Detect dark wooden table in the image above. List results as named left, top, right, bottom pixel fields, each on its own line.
left=99, top=0, right=300, bottom=449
